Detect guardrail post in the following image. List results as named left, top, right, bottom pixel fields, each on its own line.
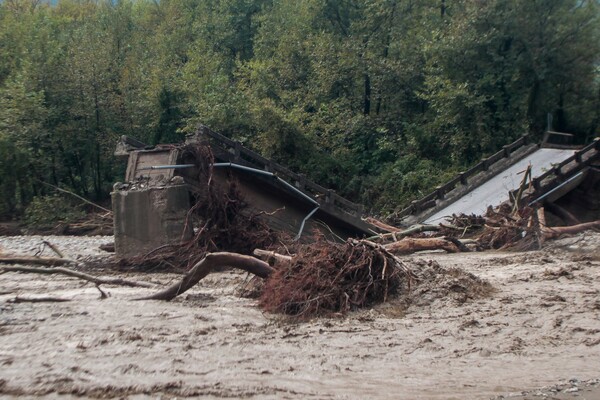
left=326, top=190, right=333, bottom=204
left=503, top=144, right=510, bottom=157
left=265, top=160, right=274, bottom=172
left=554, top=166, right=564, bottom=179
left=435, top=186, right=445, bottom=200
left=357, top=204, right=364, bottom=216
left=411, top=200, right=421, bottom=214
left=234, top=141, right=241, bottom=161
left=482, top=158, right=489, bottom=171
left=459, top=172, right=468, bottom=185
left=296, top=174, right=306, bottom=190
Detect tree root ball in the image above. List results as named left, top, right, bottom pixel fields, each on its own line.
left=258, top=240, right=410, bottom=317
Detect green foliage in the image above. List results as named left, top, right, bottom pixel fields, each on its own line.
left=370, top=155, right=459, bottom=215
left=0, top=0, right=598, bottom=220
left=23, top=194, right=85, bottom=228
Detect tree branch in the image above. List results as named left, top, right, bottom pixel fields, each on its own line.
left=138, top=252, right=274, bottom=301
left=1, top=265, right=154, bottom=288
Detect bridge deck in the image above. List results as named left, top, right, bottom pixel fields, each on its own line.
left=425, top=148, right=576, bottom=223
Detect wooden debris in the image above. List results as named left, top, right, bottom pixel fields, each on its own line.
left=384, top=237, right=460, bottom=255
left=364, top=217, right=402, bottom=233
left=139, top=252, right=273, bottom=301
left=8, top=296, right=71, bottom=303
left=542, top=219, right=600, bottom=240
left=42, top=241, right=65, bottom=258
left=1, top=265, right=154, bottom=288
left=544, top=202, right=581, bottom=226
left=99, top=243, right=115, bottom=253
left=253, top=249, right=293, bottom=265
left=367, top=224, right=441, bottom=242
left=259, top=239, right=413, bottom=317
left=0, top=256, right=75, bottom=267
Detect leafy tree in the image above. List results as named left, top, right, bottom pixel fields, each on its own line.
left=0, top=0, right=597, bottom=220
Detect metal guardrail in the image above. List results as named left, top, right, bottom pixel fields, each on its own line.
left=516, top=138, right=600, bottom=198
left=395, top=135, right=532, bottom=218
left=198, top=127, right=365, bottom=217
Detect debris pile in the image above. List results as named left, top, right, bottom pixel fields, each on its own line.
left=258, top=239, right=412, bottom=317
left=447, top=204, right=600, bottom=252
left=453, top=204, right=540, bottom=251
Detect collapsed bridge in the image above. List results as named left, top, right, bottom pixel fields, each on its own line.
left=396, top=132, right=600, bottom=226
left=112, top=125, right=377, bottom=259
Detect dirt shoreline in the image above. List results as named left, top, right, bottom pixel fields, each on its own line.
left=1, top=234, right=599, bottom=399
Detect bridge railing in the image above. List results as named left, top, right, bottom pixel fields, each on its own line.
left=511, top=138, right=600, bottom=202
left=394, top=135, right=532, bottom=218
left=198, top=126, right=365, bottom=217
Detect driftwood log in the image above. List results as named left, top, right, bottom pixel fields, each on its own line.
left=536, top=207, right=599, bottom=246
left=543, top=220, right=600, bottom=239
left=41, top=241, right=65, bottom=258
left=384, top=237, right=460, bottom=254
left=1, top=265, right=154, bottom=288
left=367, top=224, right=442, bottom=241
left=139, top=252, right=274, bottom=301
left=8, top=296, right=71, bottom=303
left=364, top=217, right=402, bottom=233
left=0, top=256, right=76, bottom=266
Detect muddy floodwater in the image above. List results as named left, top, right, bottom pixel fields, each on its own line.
left=1, top=234, right=599, bottom=399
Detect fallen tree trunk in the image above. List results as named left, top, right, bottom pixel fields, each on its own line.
left=367, top=224, right=441, bottom=242
left=384, top=237, right=460, bottom=255
left=543, top=220, right=600, bottom=239
left=536, top=207, right=599, bottom=239
left=8, top=296, right=71, bottom=303
left=0, top=256, right=75, bottom=266
left=364, top=217, right=402, bottom=233
left=139, top=252, right=274, bottom=301
left=1, top=265, right=154, bottom=288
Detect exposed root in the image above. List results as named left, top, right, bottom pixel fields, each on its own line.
left=258, top=239, right=414, bottom=318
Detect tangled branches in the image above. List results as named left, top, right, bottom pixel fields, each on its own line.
left=449, top=204, right=540, bottom=251
left=472, top=205, right=540, bottom=250
left=258, top=239, right=414, bottom=317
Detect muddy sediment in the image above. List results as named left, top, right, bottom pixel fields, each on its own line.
left=1, top=233, right=599, bottom=399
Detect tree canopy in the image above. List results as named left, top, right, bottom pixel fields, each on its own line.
left=1, top=0, right=598, bottom=218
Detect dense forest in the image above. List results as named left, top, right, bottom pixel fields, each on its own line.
left=0, top=0, right=598, bottom=221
